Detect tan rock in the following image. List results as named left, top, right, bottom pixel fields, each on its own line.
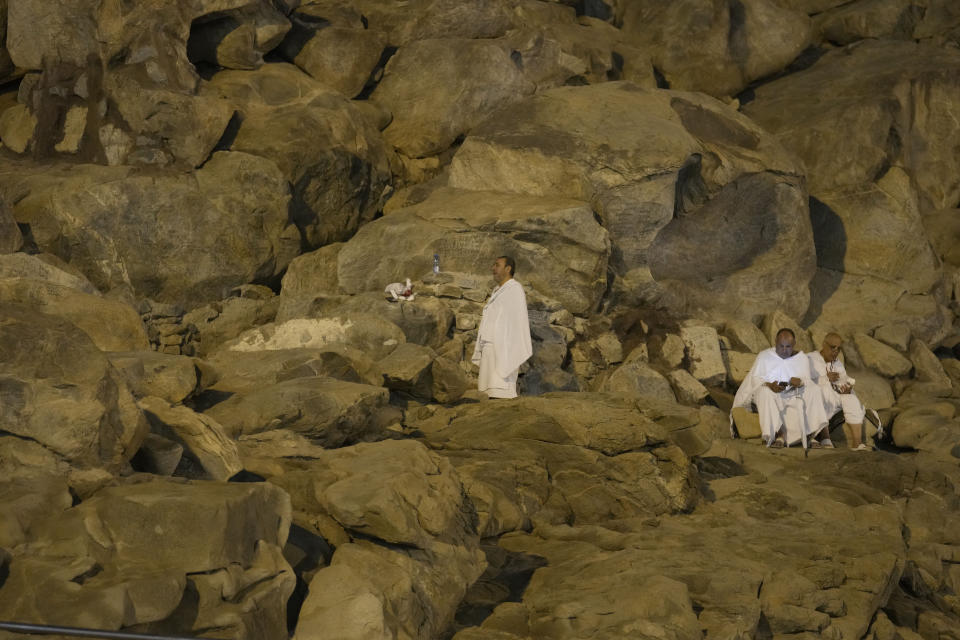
left=0, top=479, right=293, bottom=640
left=0, top=201, right=22, bottom=254
left=377, top=342, right=436, bottom=400
left=723, top=319, right=770, bottom=353
left=138, top=396, right=242, bottom=481
left=279, top=23, right=386, bottom=98
left=0, top=152, right=299, bottom=307
left=371, top=37, right=534, bottom=158
left=846, top=367, right=896, bottom=411
left=667, top=369, right=709, bottom=405
left=226, top=315, right=405, bottom=362
left=680, top=325, right=726, bottom=386
left=601, top=358, right=676, bottom=403
left=651, top=333, right=685, bottom=369
left=432, top=356, right=470, bottom=404
left=449, top=83, right=814, bottom=320
left=762, top=310, right=814, bottom=354
left=0, top=103, right=36, bottom=153
left=0, top=252, right=97, bottom=293
left=724, top=349, right=757, bottom=386
left=618, top=0, right=812, bottom=97
left=335, top=187, right=609, bottom=316
left=874, top=323, right=912, bottom=352
left=203, top=377, right=394, bottom=446
left=854, top=333, right=914, bottom=378
left=108, top=351, right=198, bottom=403
left=908, top=338, right=952, bottom=386
left=204, top=63, right=392, bottom=250
left=892, top=402, right=959, bottom=452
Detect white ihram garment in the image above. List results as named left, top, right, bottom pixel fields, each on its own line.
left=732, top=348, right=829, bottom=447
left=471, top=278, right=532, bottom=398
left=808, top=352, right=865, bottom=424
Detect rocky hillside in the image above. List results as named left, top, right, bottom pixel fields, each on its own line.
left=2, top=0, right=960, bottom=638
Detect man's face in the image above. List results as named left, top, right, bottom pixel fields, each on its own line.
left=822, top=337, right=842, bottom=361
left=775, top=333, right=795, bottom=359
left=492, top=258, right=510, bottom=283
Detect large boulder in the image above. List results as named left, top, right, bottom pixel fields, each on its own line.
left=0, top=278, right=148, bottom=351
left=447, top=83, right=816, bottom=320
left=242, top=438, right=486, bottom=640
left=743, top=40, right=960, bottom=340
left=0, top=479, right=294, bottom=640
left=202, top=377, right=394, bottom=446
left=615, top=0, right=812, bottom=97
left=0, top=152, right=299, bottom=307
left=0, top=305, right=148, bottom=470
left=370, top=38, right=534, bottom=158
left=203, top=63, right=393, bottom=249
left=336, top=187, right=609, bottom=315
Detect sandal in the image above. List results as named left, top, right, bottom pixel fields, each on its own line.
left=769, top=438, right=785, bottom=449
left=809, top=441, right=822, bottom=449
left=820, top=439, right=835, bottom=449
left=853, top=443, right=872, bottom=451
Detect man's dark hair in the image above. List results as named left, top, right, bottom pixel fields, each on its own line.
left=775, top=327, right=796, bottom=341
left=499, top=255, right=516, bottom=276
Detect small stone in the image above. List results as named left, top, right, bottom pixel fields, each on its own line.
left=54, top=105, right=87, bottom=153
left=456, top=314, right=478, bottom=331
left=549, top=309, right=575, bottom=328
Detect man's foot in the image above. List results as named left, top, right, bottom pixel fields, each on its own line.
left=809, top=441, right=822, bottom=449
left=853, top=443, right=872, bottom=451
left=769, top=438, right=785, bottom=449
left=820, top=439, right=835, bottom=449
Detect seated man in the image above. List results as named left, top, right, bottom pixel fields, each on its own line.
left=732, top=328, right=830, bottom=448
left=808, top=333, right=870, bottom=451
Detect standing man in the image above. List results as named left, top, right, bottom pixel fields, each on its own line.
left=472, top=256, right=532, bottom=398
left=809, top=333, right=870, bottom=450
left=732, top=328, right=830, bottom=448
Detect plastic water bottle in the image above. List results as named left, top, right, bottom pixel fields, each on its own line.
left=433, top=254, right=440, bottom=274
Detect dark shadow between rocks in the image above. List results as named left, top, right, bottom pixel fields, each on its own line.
left=800, top=196, right=847, bottom=326
left=450, top=544, right=548, bottom=636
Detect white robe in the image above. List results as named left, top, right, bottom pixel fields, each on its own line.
left=732, top=348, right=829, bottom=447
left=472, top=278, right=532, bottom=398
left=808, top=351, right=865, bottom=424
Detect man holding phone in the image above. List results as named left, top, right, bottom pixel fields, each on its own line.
left=732, top=328, right=830, bottom=449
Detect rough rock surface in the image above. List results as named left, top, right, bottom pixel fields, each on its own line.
left=448, top=82, right=816, bottom=320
